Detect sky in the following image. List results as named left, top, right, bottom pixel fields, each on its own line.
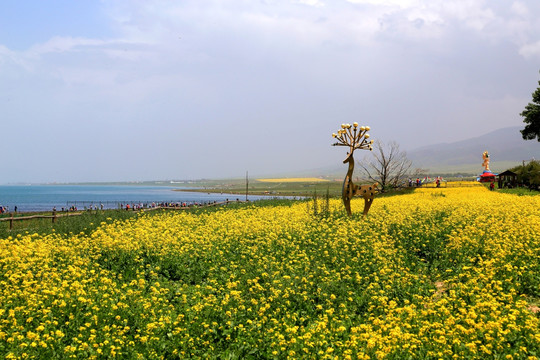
left=1, top=0, right=540, bottom=183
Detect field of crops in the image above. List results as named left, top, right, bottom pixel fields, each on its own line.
left=256, top=178, right=330, bottom=183
left=1, top=185, right=539, bottom=359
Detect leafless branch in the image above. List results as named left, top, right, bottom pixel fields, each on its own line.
left=358, top=140, right=412, bottom=191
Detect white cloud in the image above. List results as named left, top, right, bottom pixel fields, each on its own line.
left=346, top=0, right=421, bottom=7
left=25, top=36, right=147, bottom=59
left=2, top=0, right=540, bottom=182
left=0, top=44, right=35, bottom=74
left=89, top=1, right=521, bottom=58
left=519, top=40, right=540, bottom=58
left=0, top=45, right=15, bottom=64
left=511, top=1, right=529, bottom=17
left=28, top=37, right=108, bottom=55
left=297, top=0, right=324, bottom=7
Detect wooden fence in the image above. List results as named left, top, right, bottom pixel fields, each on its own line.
left=0, top=200, right=243, bottom=230
left=0, top=212, right=83, bottom=230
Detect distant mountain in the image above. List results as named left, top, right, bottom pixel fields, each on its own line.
left=258, top=126, right=539, bottom=179
left=407, top=126, right=539, bottom=174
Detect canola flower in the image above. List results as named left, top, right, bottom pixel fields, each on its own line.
left=0, top=185, right=539, bottom=359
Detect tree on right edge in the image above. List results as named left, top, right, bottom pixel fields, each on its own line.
left=520, top=73, right=540, bottom=142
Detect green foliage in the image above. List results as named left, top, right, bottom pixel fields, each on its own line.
left=0, top=209, right=143, bottom=239
left=307, top=188, right=332, bottom=218
left=510, top=160, right=540, bottom=186
left=498, top=187, right=540, bottom=196
left=520, top=74, right=540, bottom=141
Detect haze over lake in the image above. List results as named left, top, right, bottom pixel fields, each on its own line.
left=0, top=185, right=286, bottom=213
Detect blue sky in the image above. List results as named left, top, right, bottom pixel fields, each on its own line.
left=1, top=0, right=540, bottom=183
left=0, top=1, right=111, bottom=50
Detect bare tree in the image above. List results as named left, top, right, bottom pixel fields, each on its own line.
left=411, top=167, right=429, bottom=179
left=358, top=140, right=412, bottom=191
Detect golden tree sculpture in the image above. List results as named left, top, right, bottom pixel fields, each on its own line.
left=332, top=123, right=377, bottom=216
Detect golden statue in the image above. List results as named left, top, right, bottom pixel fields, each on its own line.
left=332, top=123, right=377, bottom=216
left=482, top=151, right=490, bottom=171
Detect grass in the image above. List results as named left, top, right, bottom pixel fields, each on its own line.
left=0, top=209, right=143, bottom=239
left=498, top=187, right=540, bottom=196
left=178, top=179, right=344, bottom=197
left=256, top=177, right=331, bottom=183
left=179, top=178, right=425, bottom=197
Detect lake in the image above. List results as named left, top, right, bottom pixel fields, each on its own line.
left=0, top=184, right=290, bottom=212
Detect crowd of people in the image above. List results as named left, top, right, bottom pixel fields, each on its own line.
left=1, top=199, right=246, bottom=215
left=408, top=176, right=445, bottom=188
left=121, top=199, right=242, bottom=211
left=0, top=205, right=17, bottom=214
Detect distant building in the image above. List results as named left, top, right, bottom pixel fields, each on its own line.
left=498, top=170, right=518, bottom=188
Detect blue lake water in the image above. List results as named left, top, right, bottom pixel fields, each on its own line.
left=0, top=185, right=290, bottom=212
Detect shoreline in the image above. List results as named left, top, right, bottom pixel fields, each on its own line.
left=173, top=188, right=311, bottom=197
left=0, top=185, right=298, bottom=214
left=0, top=192, right=303, bottom=216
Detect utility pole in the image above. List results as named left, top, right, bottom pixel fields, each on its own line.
left=245, top=171, right=249, bottom=202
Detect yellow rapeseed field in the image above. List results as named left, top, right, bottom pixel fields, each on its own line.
left=0, top=185, right=539, bottom=359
